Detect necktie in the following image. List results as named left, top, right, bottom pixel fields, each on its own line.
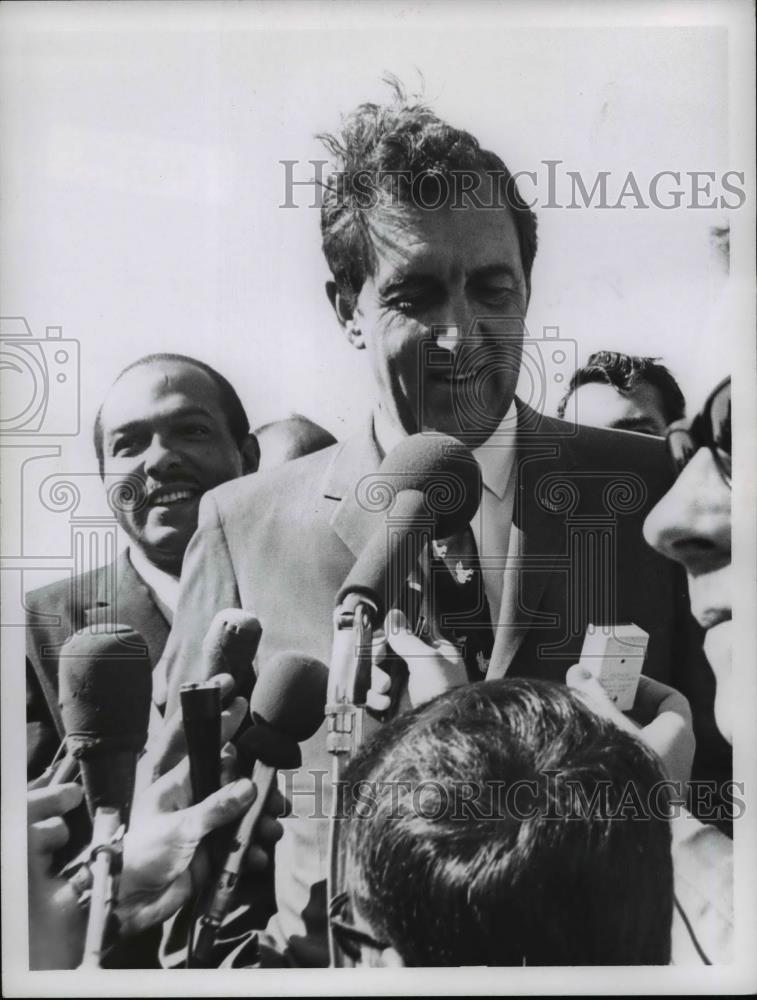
left=425, top=526, right=494, bottom=680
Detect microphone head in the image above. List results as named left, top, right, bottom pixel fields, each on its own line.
left=236, top=724, right=302, bottom=771
left=249, top=651, right=328, bottom=744
left=59, top=624, right=152, bottom=822
left=202, top=609, right=262, bottom=703
left=377, top=432, right=482, bottom=536
left=59, top=624, right=152, bottom=752
left=336, top=434, right=483, bottom=616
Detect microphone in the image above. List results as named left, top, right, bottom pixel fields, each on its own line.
left=180, top=682, right=222, bottom=805
left=326, top=435, right=481, bottom=967
left=58, top=623, right=152, bottom=968
left=331, top=433, right=482, bottom=711
left=336, top=432, right=482, bottom=622
left=191, top=651, right=328, bottom=966
left=201, top=608, right=262, bottom=704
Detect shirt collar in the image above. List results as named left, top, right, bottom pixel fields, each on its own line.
left=127, top=545, right=180, bottom=622
left=372, top=401, right=516, bottom=501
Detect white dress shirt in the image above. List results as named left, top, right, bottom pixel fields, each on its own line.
left=128, top=545, right=180, bottom=625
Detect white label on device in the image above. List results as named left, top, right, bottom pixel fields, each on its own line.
left=579, top=624, right=649, bottom=711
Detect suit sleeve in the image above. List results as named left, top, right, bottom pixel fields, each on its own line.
left=161, top=491, right=242, bottom=719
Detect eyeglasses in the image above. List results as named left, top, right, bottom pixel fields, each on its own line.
left=665, top=377, right=731, bottom=487
left=328, top=891, right=390, bottom=965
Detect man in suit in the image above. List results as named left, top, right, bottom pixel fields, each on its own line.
left=160, top=91, right=728, bottom=965
left=26, top=353, right=259, bottom=779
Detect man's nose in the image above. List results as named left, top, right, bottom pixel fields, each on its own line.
left=143, top=433, right=182, bottom=477
left=643, top=448, right=731, bottom=570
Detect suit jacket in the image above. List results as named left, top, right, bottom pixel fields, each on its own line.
left=161, top=400, right=730, bottom=967
left=26, top=549, right=170, bottom=779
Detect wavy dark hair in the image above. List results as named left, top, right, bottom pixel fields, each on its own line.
left=342, top=678, right=673, bottom=966
left=319, top=77, right=538, bottom=306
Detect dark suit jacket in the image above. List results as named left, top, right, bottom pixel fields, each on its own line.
left=26, top=549, right=170, bottom=779
left=161, top=401, right=729, bottom=967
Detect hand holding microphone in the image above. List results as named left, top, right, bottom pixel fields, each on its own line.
left=192, top=650, right=328, bottom=965
left=148, top=609, right=262, bottom=783
left=330, top=432, right=482, bottom=724
left=58, top=624, right=152, bottom=967
left=114, top=753, right=286, bottom=937
left=27, top=782, right=87, bottom=970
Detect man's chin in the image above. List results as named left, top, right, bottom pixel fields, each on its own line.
left=138, top=525, right=194, bottom=574
left=703, top=620, right=732, bottom=675
left=703, top=621, right=733, bottom=744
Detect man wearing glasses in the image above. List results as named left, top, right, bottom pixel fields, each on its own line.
left=644, top=378, right=733, bottom=744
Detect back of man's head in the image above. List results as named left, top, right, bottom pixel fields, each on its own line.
left=342, top=678, right=673, bottom=966
left=319, top=77, right=538, bottom=307
left=254, top=414, right=336, bottom=469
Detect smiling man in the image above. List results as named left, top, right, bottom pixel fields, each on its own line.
left=159, top=89, right=727, bottom=966
left=26, top=353, right=258, bottom=779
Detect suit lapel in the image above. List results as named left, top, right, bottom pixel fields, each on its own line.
left=85, top=550, right=170, bottom=667
left=488, top=400, right=579, bottom=678
left=325, top=420, right=385, bottom=558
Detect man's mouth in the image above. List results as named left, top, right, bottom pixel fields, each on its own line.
left=146, top=485, right=200, bottom=508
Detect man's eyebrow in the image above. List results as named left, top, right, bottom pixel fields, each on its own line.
left=378, top=272, right=441, bottom=297
left=468, top=263, right=522, bottom=283
left=107, top=406, right=214, bottom=438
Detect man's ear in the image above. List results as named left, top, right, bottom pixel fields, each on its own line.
left=326, top=281, right=364, bottom=350
left=240, top=434, right=260, bottom=475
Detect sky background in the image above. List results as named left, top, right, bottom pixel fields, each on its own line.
left=0, top=0, right=752, bottom=590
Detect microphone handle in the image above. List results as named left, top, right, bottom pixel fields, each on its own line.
left=180, top=683, right=222, bottom=804
left=77, top=749, right=140, bottom=828
left=79, top=806, right=121, bottom=969
left=192, top=760, right=276, bottom=966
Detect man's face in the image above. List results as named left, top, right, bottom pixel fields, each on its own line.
left=571, top=381, right=669, bottom=436
left=100, top=361, right=247, bottom=575
left=343, top=199, right=528, bottom=447
left=643, top=442, right=732, bottom=742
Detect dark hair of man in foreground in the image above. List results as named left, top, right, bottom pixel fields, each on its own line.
left=342, top=678, right=673, bottom=967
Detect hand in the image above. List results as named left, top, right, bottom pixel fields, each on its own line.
left=27, top=783, right=87, bottom=969
left=118, top=750, right=286, bottom=936
left=566, top=666, right=695, bottom=790
left=137, top=672, right=248, bottom=790
left=368, top=609, right=468, bottom=710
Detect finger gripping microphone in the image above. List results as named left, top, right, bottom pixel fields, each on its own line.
left=58, top=624, right=152, bottom=968
left=192, top=651, right=328, bottom=966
